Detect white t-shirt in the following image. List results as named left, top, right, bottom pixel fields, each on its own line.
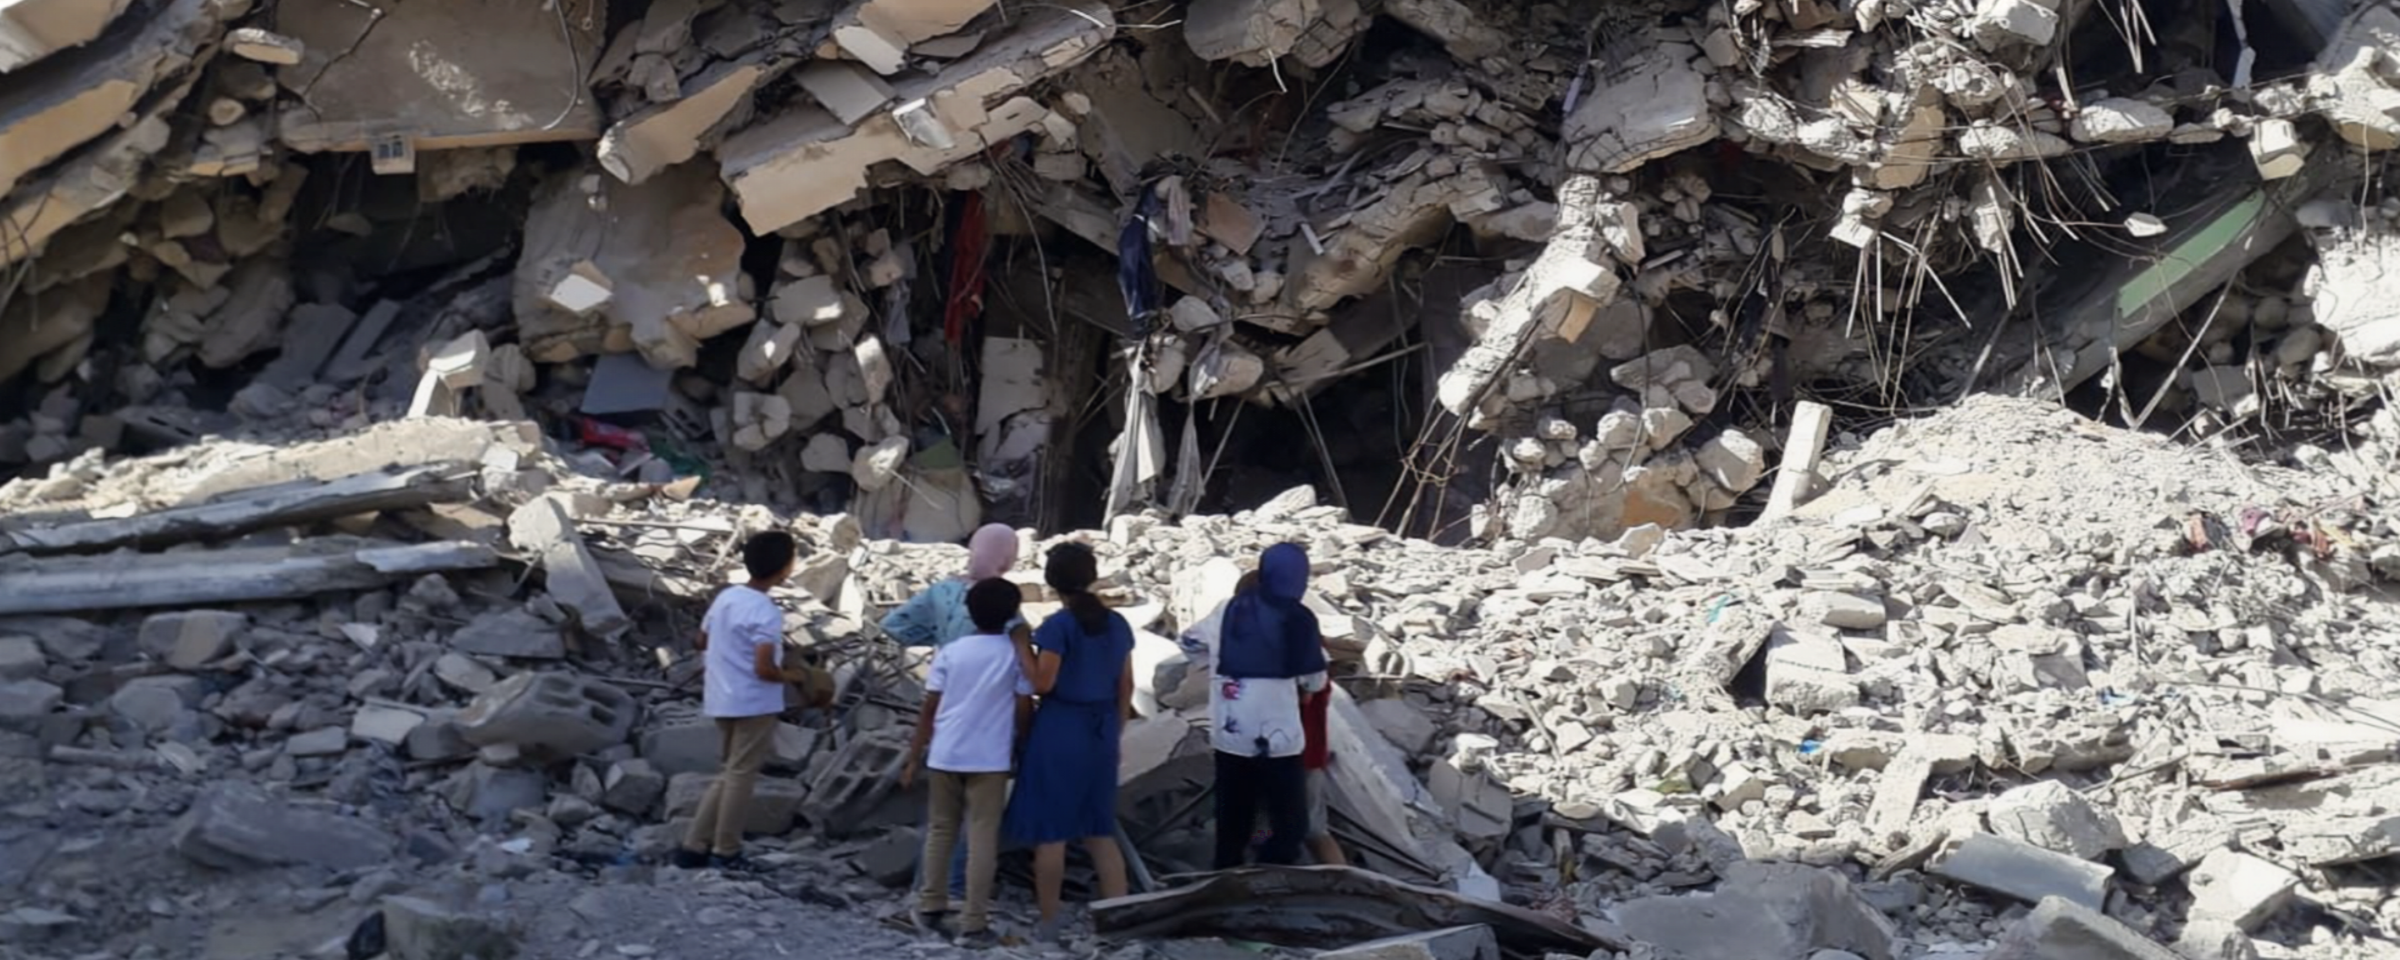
left=703, top=586, right=787, bottom=718
left=925, top=633, right=1033, bottom=773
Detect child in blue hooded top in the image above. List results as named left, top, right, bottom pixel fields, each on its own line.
left=1208, top=542, right=1329, bottom=868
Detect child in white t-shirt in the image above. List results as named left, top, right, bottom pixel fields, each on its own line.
left=902, top=578, right=1032, bottom=945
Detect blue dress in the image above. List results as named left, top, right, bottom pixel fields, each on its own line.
left=1003, top=608, right=1134, bottom=845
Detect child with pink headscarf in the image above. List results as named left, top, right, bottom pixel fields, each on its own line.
left=881, top=524, right=1023, bottom=649
left=879, top=523, right=1026, bottom=906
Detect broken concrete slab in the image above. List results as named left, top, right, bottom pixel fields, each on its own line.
left=719, top=1, right=1115, bottom=234
left=828, top=0, right=998, bottom=75
left=0, top=0, right=218, bottom=198
left=381, top=896, right=519, bottom=960
left=136, top=610, right=245, bottom=670
left=665, top=772, right=805, bottom=834
left=0, top=272, right=106, bottom=388
left=173, top=782, right=396, bottom=871
left=2304, top=226, right=2400, bottom=368
left=2184, top=849, right=2297, bottom=932
left=1562, top=42, right=1719, bottom=175
left=1315, top=925, right=1499, bottom=960
left=795, top=60, right=896, bottom=126
left=1986, top=781, right=2126, bottom=862
left=455, top=671, right=638, bottom=760
left=0, top=0, right=132, bottom=72
left=1615, top=862, right=1897, bottom=960
left=1983, top=897, right=2179, bottom=960
left=0, top=539, right=499, bottom=616
left=506, top=496, right=632, bottom=640
left=1763, top=627, right=1859, bottom=714
left=1183, top=0, right=1321, bottom=67
left=515, top=163, right=755, bottom=369
left=274, top=0, right=605, bottom=152
left=598, top=58, right=770, bottom=186
left=0, top=463, right=476, bottom=556
left=1931, top=833, right=2113, bottom=910
left=1090, top=866, right=1619, bottom=955
left=448, top=608, right=566, bottom=660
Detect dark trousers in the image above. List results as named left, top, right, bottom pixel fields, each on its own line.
left=1213, top=751, right=1308, bottom=869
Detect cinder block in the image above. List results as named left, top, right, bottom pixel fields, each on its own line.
left=456, top=672, right=638, bottom=759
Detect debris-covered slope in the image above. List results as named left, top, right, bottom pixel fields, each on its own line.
left=1, top=396, right=2396, bottom=958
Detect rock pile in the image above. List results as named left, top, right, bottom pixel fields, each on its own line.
left=1, top=390, right=2396, bottom=958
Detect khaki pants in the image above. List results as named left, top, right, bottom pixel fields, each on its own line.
left=918, top=770, right=1009, bottom=931
left=683, top=714, right=778, bottom=856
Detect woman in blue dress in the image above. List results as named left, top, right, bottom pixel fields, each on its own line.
left=1002, top=541, right=1134, bottom=940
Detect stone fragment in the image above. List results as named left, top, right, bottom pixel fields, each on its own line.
left=1932, top=833, right=2114, bottom=910
left=0, top=636, right=44, bottom=680
left=109, top=675, right=202, bottom=732
left=2250, top=118, right=2308, bottom=179
left=449, top=762, right=550, bottom=822
left=449, top=608, right=566, bottom=660
left=1983, top=897, right=2179, bottom=960
left=514, top=164, right=755, bottom=370
left=1986, top=781, right=2125, bottom=861
left=225, top=27, right=302, bottom=64
left=0, top=678, right=62, bottom=726
left=173, top=782, right=395, bottom=871
left=2184, top=849, right=2297, bottom=931
left=603, top=758, right=667, bottom=815
left=137, top=610, right=246, bottom=669
left=506, top=496, right=631, bottom=640
left=599, top=60, right=768, bottom=185
left=2069, top=98, right=2173, bottom=144
left=1803, top=592, right=1886, bottom=630
left=456, top=672, right=639, bottom=760
left=1315, top=925, right=1499, bottom=960
left=1694, top=429, right=1766, bottom=493
left=1616, top=862, right=1896, bottom=960
left=640, top=720, right=726, bottom=778
left=1183, top=0, right=1320, bottom=66
left=2277, top=815, right=2400, bottom=866
left=855, top=826, right=922, bottom=886
left=1763, top=628, right=1857, bottom=713
left=1972, top=0, right=2058, bottom=46
left=287, top=726, right=348, bottom=757
left=1357, top=698, right=1439, bottom=755
left=381, top=896, right=519, bottom=960
left=352, top=704, right=429, bottom=745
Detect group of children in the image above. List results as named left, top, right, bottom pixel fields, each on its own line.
left=682, top=524, right=1343, bottom=947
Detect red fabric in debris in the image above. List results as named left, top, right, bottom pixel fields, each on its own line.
left=944, top=191, right=990, bottom=345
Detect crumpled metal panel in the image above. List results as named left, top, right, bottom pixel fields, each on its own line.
left=1089, top=865, right=1622, bottom=959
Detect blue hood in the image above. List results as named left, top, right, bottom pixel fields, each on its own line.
left=1258, top=543, right=1309, bottom=601
left=1216, top=543, right=1327, bottom=680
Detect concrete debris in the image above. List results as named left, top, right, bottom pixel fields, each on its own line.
left=381, top=896, right=521, bottom=960
left=1931, top=833, right=2115, bottom=911
left=173, top=782, right=396, bottom=871
left=455, top=672, right=638, bottom=760
left=1984, top=897, right=2182, bottom=960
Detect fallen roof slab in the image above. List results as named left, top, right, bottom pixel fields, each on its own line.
left=274, top=0, right=605, bottom=153
left=718, top=0, right=1114, bottom=233
left=0, top=0, right=135, bottom=72
left=1088, top=865, right=1620, bottom=959
left=0, top=0, right=217, bottom=198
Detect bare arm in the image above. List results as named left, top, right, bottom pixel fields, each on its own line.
left=1014, top=695, right=1034, bottom=747
left=909, top=692, right=942, bottom=758
left=693, top=628, right=709, bottom=653
left=1025, top=650, right=1062, bottom=694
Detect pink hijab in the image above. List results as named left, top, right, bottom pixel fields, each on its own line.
left=965, top=523, right=1019, bottom=580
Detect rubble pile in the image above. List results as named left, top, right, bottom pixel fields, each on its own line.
left=2, top=394, right=2397, bottom=958
left=0, top=0, right=2397, bottom=549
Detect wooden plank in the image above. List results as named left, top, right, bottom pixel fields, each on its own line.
left=0, top=540, right=496, bottom=615
left=0, top=462, right=475, bottom=556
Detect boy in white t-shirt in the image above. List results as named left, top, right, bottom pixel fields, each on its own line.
left=672, top=531, right=830, bottom=871
left=901, top=578, right=1032, bottom=946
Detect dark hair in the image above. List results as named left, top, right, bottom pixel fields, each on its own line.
left=742, top=531, right=798, bottom=581
left=1044, top=542, right=1108, bottom=632
left=966, top=578, right=1022, bottom=634
left=1234, top=570, right=1261, bottom=595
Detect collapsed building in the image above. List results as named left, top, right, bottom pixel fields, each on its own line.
left=2, top=0, right=2400, bottom=957
left=0, top=0, right=2394, bottom=546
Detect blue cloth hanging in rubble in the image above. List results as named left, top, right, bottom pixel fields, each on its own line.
left=1117, top=185, right=1163, bottom=338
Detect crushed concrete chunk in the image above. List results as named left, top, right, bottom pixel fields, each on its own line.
left=2070, top=98, right=2174, bottom=144
left=507, top=496, right=632, bottom=639
left=173, top=782, right=395, bottom=871
left=1184, top=0, right=1322, bottom=67
left=0, top=0, right=132, bottom=72
left=1616, top=862, right=1896, bottom=960
left=1987, top=781, right=2126, bottom=861
left=456, top=671, right=638, bottom=759
left=1932, top=833, right=2114, bottom=910
left=722, top=2, right=1114, bottom=233
left=275, top=0, right=603, bottom=151
left=1316, top=925, right=1499, bottom=960
left=515, top=164, right=754, bottom=369
left=2185, top=849, right=2297, bottom=931
left=1563, top=44, right=1718, bottom=175
left=598, top=60, right=768, bottom=186
left=1983, top=897, right=2179, bottom=960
